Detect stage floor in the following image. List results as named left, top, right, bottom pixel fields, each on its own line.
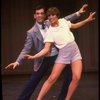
left=2, top=72, right=99, bottom=100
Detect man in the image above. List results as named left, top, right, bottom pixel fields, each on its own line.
left=5, top=4, right=88, bottom=100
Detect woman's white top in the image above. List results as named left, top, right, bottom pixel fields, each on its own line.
left=44, top=18, right=75, bottom=49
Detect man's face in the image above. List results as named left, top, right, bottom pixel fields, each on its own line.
left=34, top=8, right=46, bottom=24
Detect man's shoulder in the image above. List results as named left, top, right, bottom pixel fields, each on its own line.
left=44, top=19, right=49, bottom=23
left=44, top=19, right=50, bottom=25
left=27, top=25, right=35, bottom=33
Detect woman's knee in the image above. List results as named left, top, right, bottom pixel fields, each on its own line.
left=72, top=75, right=81, bottom=83
left=47, top=75, right=57, bottom=84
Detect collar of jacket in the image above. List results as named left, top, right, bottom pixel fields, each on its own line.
left=34, top=23, right=44, bottom=42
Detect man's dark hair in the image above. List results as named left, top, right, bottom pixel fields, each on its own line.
left=33, top=5, right=46, bottom=14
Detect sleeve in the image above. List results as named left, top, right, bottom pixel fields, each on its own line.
left=44, top=30, right=54, bottom=43
left=16, top=32, right=33, bottom=65
left=62, top=18, right=72, bottom=28
left=65, top=20, right=72, bottom=28
left=64, top=12, right=80, bottom=21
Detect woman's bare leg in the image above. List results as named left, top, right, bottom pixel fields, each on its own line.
left=37, top=63, right=66, bottom=100
left=65, top=60, right=82, bottom=100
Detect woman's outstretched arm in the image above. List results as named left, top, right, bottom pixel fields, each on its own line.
left=23, top=42, right=52, bottom=60
left=71, top=12, right=96, bottom=29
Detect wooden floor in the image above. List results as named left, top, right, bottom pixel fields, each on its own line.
left=2, top=72, right=99, bottom=100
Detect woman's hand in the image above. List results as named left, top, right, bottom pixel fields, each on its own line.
left=86, top=12, right=96, bottom=22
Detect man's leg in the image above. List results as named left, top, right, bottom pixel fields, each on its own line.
left=57, top=65, right=72, bottom=100
left=17, top=55, right=57, bottom=100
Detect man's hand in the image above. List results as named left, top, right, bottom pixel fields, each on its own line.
left=23, top=54, right=35, bottom=60
left=79, top=4, right=88, bottom=14
left=5, top=62, right=18, bottom=69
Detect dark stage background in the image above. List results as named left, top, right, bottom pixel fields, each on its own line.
left=1, top=0, right=99, bottom=75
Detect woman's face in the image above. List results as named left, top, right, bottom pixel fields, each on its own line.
left=48, top=14, right=58, bottom=26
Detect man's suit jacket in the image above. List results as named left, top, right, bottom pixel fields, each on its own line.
left=16, top=12, right=80, bottom=71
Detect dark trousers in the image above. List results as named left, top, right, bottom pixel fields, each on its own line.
left=17, top=55, right=72, bottom=100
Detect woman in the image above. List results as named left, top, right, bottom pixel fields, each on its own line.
left=24, top=7, right=95, bottom=100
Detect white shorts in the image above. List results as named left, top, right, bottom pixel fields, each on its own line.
left=55, top=41, right=82, bottom=64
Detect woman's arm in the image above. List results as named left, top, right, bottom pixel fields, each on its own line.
left=23, top=42, right=52, bottom=60
left=71, top=12, right=96, bottom=29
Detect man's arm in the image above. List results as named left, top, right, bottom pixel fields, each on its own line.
left=5, top=32, right=33, bottom=69
left=64, top=4, right=88, bottom=21
left=16, top=32, right=33, bottom=65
